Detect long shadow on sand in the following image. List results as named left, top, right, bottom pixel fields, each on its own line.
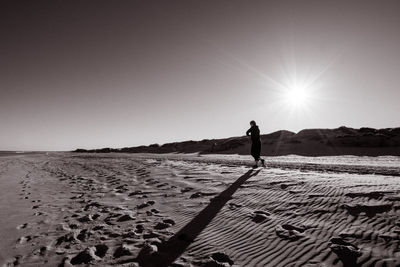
left=135, top=169, right=260, bottom=267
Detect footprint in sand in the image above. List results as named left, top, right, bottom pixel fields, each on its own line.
left=329, top=237, right=361, bottom=265
left=190, top=192, right=218, bottom=199
left=156, top=183, right=169, bottom=188
left=77, top=229, right=91, bottom=242
left=113, top=243, right=134, bottom=258
left=342, top=202, right=392, bottom=217
left=17, top=235, right=32, bottom=244
left=145, top=180, right=158, bottom=186
left=5, top=256, right=21, bottom=266
left=198, top=252, right=234, bottom=267
left=228, top=203, right=242, bottom=210
left=56, top=232, right=77, bottom=246
left=39, top=246, right=48, bottom=256
left=251, top=211, right=271, bottom=223
left=17, top=223, right=28, bottom=229
left=70, top=247, right=100, bottom=265
left=77, top=214, right=95, bottom=223
left=346, top=191, right=387, bottom=199
left=275, top=223, right=308, bottom=241
left=137, top=201, right=155, bottom=209
left=128, top=190, right=145, bottom=197
left=143, top=231, right=161, bottom=239
left=151, top=208, right=160, bottom=214
left=181, top=187, right=194, bottom=193
left=94, top=244, right=109, bottom=258
left=83, top=202, right=102, bottom=211
left=134, top=224, right=145, bottom=234
left=154, top=219, right=176, bottom=230
left=117, top=214, right=135, bottom=222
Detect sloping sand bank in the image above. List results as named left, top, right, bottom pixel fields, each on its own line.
left=1, top=153, right=400, bottom=266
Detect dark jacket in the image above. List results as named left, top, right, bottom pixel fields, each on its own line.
left=246, top=125, right=261, bottom=143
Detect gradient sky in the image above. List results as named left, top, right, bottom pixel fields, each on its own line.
left=1, top=1, right=400, bottom=151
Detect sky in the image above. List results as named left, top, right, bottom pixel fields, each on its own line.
left=1, top=0, right=400, bottom=151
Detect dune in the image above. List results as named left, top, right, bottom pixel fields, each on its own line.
left=1, top=152, right=400, bottom=266
left=74, top=126, right=400, bottom=156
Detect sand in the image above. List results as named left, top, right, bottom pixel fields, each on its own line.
left=1, top=152, right=400, bottom=267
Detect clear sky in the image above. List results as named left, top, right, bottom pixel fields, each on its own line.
left=1, top=1, right=400, bottom=151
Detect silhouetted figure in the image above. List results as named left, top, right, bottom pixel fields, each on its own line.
left=246, top=120, right=265, bottom=168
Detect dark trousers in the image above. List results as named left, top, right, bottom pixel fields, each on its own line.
left=251, top=141, right=261, bottom=161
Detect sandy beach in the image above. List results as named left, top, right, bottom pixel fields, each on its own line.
left=0, top=152, right=399, bottom=267
left=3, top=0, right=400, bottom=266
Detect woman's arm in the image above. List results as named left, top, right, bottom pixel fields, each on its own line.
left=246, top=127, right=252, bottom=136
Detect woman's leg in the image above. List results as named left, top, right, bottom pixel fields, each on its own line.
left=251, top=142, right=261, bottom=167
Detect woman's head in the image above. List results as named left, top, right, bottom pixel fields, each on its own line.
left=250, top=120, right=256, bottom=126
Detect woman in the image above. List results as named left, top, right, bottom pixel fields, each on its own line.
left=246, top=120, right=265, bottom=168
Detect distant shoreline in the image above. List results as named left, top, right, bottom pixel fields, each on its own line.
left=0, top=151, right=42, bottom=157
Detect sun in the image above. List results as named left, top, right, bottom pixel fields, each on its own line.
left=284, top=85, right=310, bottom=107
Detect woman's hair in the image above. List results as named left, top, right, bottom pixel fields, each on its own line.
left=250, top=120, right=256, bottom=126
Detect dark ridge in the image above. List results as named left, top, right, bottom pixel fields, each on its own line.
left=73, top=126, right=400, bottom=156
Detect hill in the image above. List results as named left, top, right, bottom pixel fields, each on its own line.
left=74, top=126, right=400, bottom=156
